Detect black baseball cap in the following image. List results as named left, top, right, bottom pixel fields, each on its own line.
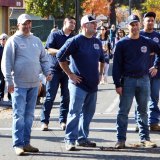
left=143, top=12, right=156, bottom=19
left=127, top=14, right=140, bottom=24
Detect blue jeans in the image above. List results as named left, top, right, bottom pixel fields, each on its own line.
left=41, top=71, right=69, bottom=124
left=117, top=76, right=150, bottom=142
left=65, top=83, right=97, bottom=144
left=12, top=87, right=38, bottom=147
left=148, top=78, right=160, bottom=125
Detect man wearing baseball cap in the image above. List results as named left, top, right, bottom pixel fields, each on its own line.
left=140, top=12, right=160, bottom=131
left=1, top=13, right=52, bottom=155
left=56, top=14, right=104, bottom=151
left=112, top=14, right=160, bottom=149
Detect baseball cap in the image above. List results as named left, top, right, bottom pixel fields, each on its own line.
left=127, top=14, right=140, bottom=24
left=81, top=15, right=100, bottom=26
left=143, top=12, right=156, bottom=19
left=17, top=14, right=31, bottom=24
left=0, top=33, right=8, bottom=40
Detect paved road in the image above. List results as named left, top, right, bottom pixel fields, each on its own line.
left=0, top=74, right=160, bottom=160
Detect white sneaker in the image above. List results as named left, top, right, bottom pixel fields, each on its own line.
left=14, top=146, right=24, bottom=156
left=65, top=143, right=75, bottom=151
left=41, top=123, right=48, bottom=131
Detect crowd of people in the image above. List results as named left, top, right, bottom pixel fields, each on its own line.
left=0, top=11, right=160, bottom=156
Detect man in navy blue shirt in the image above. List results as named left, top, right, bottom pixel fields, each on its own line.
left=140, top=12, right=160, bottom=131
left=112, top=14, right=160, bottom=149
left=57, top=15, right=105, bottom=151
left=41, top=16, right=76, bottom=131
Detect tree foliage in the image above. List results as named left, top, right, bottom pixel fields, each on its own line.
left=81, top=0, right=113, bottom=16
left=25, top=0, right=83, bottom=19
left=142, top=0, right=160, bottom=21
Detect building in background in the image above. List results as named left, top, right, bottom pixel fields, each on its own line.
left=0, top=0, right=23, bottom=34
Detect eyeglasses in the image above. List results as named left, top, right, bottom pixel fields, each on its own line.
left=0, top=38, right=6, bottom=41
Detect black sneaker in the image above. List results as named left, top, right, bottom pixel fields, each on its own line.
left=76, top=140, right=96, bottom=147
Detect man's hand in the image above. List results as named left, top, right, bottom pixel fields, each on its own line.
left=68, top=73, right=82, bottom=84
left=46, top=74, right=52, bottom=81
left=116, top=87, right=123, bottom=96
left=149, top=66, right=158, bottom=77
left=8, top=85, right=14, bottom=93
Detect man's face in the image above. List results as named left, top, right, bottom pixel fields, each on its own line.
left=64, top=19, right=76, bottom=31
left=85, top=22, right=97, bottom=35
left=0, top=38, right=7, bottom=47
left=18, top=20, right=32, bottom=35
left=128, top=21, right=140, bottom=36
left=143, top=17, right=155, bottom=31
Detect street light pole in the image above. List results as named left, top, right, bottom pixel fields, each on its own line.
left=75, top=0, right=80, bottom=34
left=129, top=0, right=132, bottom=15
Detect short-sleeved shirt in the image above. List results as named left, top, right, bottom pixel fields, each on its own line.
left=45, top=29, right=74, bottom=73
left=57, top=34, right=105, bottom=92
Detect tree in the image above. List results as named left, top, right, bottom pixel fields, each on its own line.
left=25, top=0, right=84, bottom=19
left=142, top=0, right=160, bottom=22
left=81, top=0, right=113, bottom=17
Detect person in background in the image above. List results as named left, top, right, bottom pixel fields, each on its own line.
left=56, top=14, right=105, bottom=151
left=109, top=24, right=116, bottom=48
left=115, top=28, right=126, bottom=44
left=51, top=25, right=59, bottom=32
left=40, top=16, right=76, bottom=131
left=112, top=14, right=160, bottom=149
left=97, top=26, right=112, bottom=84
left=0, top=33, right=11, bottom=102
left=1, top=14, right=52, bottom=156
left=138, top=12, right=160, bottom=131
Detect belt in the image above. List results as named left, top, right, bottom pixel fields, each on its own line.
left=125, top=75, right=147, bottom=79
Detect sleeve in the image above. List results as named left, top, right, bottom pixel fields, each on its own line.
left=45, top=32, right=56, bottom=49
left=38, top=39, right=52, bottom=76
left=56, top=37, right=76, bottom=62
left=112, top=41, right=124, bottom=88
left=150, top=39, right=160, bottom=67
left=1, top=38, right=15, bottom=86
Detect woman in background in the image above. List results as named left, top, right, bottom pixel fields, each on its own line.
left=97, top=26, right=112, bottom=84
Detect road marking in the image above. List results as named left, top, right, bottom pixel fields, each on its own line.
left=0, top=127, right=144, bottom=131
left=105, top=96, right=119, bottom=113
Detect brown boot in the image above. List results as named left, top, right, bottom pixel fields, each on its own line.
left=150, top=124, right=160, bottom=131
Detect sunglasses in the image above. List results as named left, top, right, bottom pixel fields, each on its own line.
left=101, top=29, right=105, bottom=30
left=0, top=38, right=6, bottom=40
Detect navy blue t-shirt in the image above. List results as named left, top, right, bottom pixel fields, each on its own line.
left=112, top=35, right=160, bottom=88
left=57, top=34, right=105, bottom=92
left=140, top=30, right=160, bottom=78
left=45, top=29, right=74, bottom=72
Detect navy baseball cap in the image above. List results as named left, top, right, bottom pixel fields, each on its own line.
left=127, top=14, right=140, bottom=24
left=143, top=12, right=156, bottom=19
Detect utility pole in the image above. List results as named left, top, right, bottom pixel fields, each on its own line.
left=129, top=0, right=132, bottom=15
left=75, top=0, right=80, bottom=33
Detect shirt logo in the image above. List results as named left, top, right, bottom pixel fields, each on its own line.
left=19, top=43, right=27, bottom=48
left=94, top=43, right=100, bottom=50
left=153, top=37, right=159, bottom=43
left=141, top=46, right=147, bottom=53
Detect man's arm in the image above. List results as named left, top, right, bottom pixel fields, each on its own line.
left=59, top=61, right=82, bottom=84
left=47, top=48, right=59, bottom=56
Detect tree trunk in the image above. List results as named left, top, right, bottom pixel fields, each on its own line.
left=109, top=1, right=116, bottom=26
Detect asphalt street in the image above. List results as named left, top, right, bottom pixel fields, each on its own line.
left=0, top=68, right=160, bottom=160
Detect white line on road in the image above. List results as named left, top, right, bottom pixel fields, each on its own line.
left=105, top=96, right=119, bottom=113
left=0, top=127, right=140, bottom=131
